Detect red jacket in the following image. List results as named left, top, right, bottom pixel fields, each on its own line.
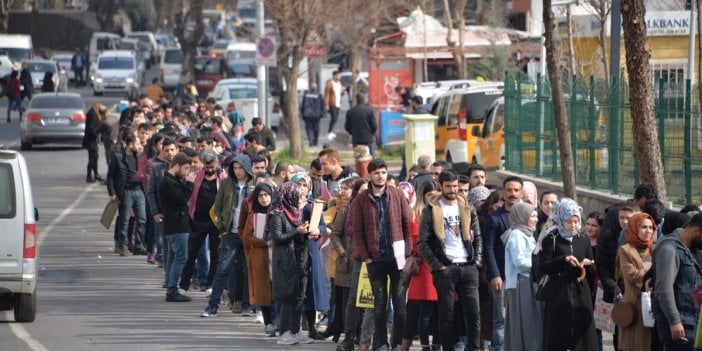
left=352, top=186, right=411, bottom=262
left=8, top=77, right=20, bottom=98
left=407, top=218, right=438, bottom=301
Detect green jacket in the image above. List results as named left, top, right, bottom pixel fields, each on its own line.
left=214, top=177, right=254, bottom=233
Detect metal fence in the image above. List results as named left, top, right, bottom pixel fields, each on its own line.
left=503, top=72, right=702, bottom=206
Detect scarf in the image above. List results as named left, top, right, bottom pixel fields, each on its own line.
left=468, top=185, right=491, bottom=207
left=267, top=182, right=302, bottom=225
left=625, top=212, right=656, bottom=250
left=553, top=198, right=581, bottom=241
left=501, top=202, right=535, bottom=243
left=522, top=181, right=538, bottom=205
left=251, top=183, right=273, bottom=214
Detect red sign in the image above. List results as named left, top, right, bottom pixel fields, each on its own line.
left=305, top=45, right=326, bottom=58
left=368, top=58, right=414, bottom=109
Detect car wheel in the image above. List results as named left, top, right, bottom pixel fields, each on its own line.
left=20, top=140, right=32, bottom=151
left=14, top=292, right=36, bottom=322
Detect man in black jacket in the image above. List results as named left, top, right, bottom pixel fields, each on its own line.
left=300, top=83, right=325, bottom=147
left=418, top=170, right=482, bottom=351
left=344, top=93, right=377, bottom=156
left=158, top=152, right=195, bottom=302
left=107, top=134, right=146, bottom=256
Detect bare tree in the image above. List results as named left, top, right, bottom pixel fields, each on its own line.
left=0, top=0, right=17, bottom=33
left=544, top=0, right=577, bottom=200
left=621, top=0, right=667, bottom=200
left=586, top=0, right=611, bottom=81
left=173, top=0, right=205, bottom=86
left=88, top=0, right=122, bottom=31
left=443, top=0, right=468, bottom=79
left=267, top=0, right=323, bottom=159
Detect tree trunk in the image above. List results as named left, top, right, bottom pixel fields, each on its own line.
left=566, top=5, right=576, bottom=75
left=0, top=0, right=17, bottom=33
left=174, top=0, right=204, bottom=85
left=698, top=0, right=702, bottom=100
left=280, top=44, right=304, bottom=159
left=349, top=46, right=362, bottom=106
left=621, top=0, right=667, bottom=201
left=599, top=16, right=609, bottom=82
left=543, top=0, right=577, bottom=200
left=455, top=0, right=467, bottom=79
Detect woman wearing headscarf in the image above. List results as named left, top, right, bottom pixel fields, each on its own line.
left=539, top=198, right=598, bottom=351
left=241, top=183, right=275, bottom=337
left=617, top=212, right=656, bottom=351
left=503, top=202, right=542, bottom=351
left=522, top=181, right=538, bottom=206
left=269, top=182, right=314, bottom=345
left=291, top=172, right=329, bottom=340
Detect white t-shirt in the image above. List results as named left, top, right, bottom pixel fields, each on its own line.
left=440, top=199, right=468, bottom=263
left=332, top=80, right=342, bottom=108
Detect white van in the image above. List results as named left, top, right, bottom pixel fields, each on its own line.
left=160, top=48, right=183, bottom=90
left=0, top=149, right=38, bottom=323
left=0, top=34, right=33, bottom=65
left=93, top=50, right=142, bottom=96
left=88, top=32, right=120, bottom=70
left=225, top=42, right=256, bottom=63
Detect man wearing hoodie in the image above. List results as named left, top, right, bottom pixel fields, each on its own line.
left=201, top=154, right=254, bottom=317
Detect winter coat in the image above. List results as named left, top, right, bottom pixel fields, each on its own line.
left=344, top=103, right=377, bottom=145
left=303, top=200, right=329, bottom=311
left=158, top=172, right=194, bottom=235
left=331, top=205, right=353, bottom=288
left=241, top=201, right=272, bottom=306
left=300, top=91, right=325, bottom=120
left=408, top=217, right=438, bottom=301
left=82, top=109, right=99, bottom=150
left=417, top=193, right=483, bottom=271
left=106, top=148, right=139, bottom=200
left=352, top=186, right=412, bottom=262
left=617, top=243, right=652, bottom=351
left=540, top=232, right=598, bottom=351
left=597, top=206, right=623, bottom=302
left=270, top=211, right=309, bottom=303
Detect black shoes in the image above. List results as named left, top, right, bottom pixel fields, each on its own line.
left=86, top=176, right=96, bottom=183
left=166, top=293, right=191, bottom=302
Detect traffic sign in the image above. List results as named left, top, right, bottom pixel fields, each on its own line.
left=256, top=36, right=277, bottom=67
left=305, top=30, right=326, bottom=58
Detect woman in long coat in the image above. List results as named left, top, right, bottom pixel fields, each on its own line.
left=82, top=101, right=102, bottom=183
left=269, top=182, right=314, bottom=345
left=291, top=173, right=329, bottom=340
left=241, top=183, right=275, bottom=336
left=618, top=212, right=656, bottom=351
left=540, top=198, right=598, bottom=351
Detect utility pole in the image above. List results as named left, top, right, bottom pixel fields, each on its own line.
left=256, top=0, right=267, bottom=125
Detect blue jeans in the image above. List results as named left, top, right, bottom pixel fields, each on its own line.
left=492, top=288, right=505, bottom=351
left=165, top=233, right=188, bottom=296
left=117, top=189, right=146, bottom=250
left=656, top=322, right=696, bottom=351
left=194, top=236, right=209, bottom=284
left=7, top=96, right=22, bottom=120
left=207, top=233, right=238, bottom=308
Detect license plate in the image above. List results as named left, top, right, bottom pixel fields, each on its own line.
left=47, top=118, right=69, bottom=125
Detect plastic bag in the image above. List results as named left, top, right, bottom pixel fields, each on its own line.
left=594, top=287, right=615, bottom=333
left=641, top=291, right=655, bottom=328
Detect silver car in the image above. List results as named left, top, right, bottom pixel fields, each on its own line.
left=20, top=93, right=86, bottom=150
left=26, top=60, right=59, bottom=91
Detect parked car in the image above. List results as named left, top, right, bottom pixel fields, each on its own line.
left=160, top=48, right=182, bottom=91
left=431, top=82, right=504, bottom=173
left=25, top=60, right=59, bottom=91
left=92, top=50, right=144, bottom=96
left=115, top=38, right=149, bottom=69
left=208, top=78, right=281, bottom=130
left=126, top=31, right=159, bottom=65
left=20, top=93, right=86, bottom=150
left=194, top=56, right=232, bottom=96
left=225, top=42, right=256, bottom=63
left=0, top=148, right=38, bottom=322
left=228, top=59, right=256, bottom=78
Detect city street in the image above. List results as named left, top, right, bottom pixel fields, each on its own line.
left=0, top=82, right=341, bottom=351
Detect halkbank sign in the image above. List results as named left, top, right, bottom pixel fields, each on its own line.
left=646, top=11, right=691, bottom=36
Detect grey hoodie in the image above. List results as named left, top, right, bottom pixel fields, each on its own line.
left=228, top=153, right=252, bottom=179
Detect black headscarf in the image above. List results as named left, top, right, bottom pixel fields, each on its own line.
left=250, top=183, right=273, bottom=214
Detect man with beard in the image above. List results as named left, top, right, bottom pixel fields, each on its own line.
left=653, top=213, right=702, bottom=349
left=418, top=170, right=482, bottom=351
left=159, top=152, right=195, bottom=302
left=180, top=150, right=226, bottom=292
left=146, top=137, right=179, bottom=265
left=483, top=176, right=523, bottom=351
left=352, top=159, right=411, bottom=351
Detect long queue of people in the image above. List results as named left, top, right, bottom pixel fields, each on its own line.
left=96, top=92, right=702, bottom=351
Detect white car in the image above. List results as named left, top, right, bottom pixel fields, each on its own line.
left=208, top=78, right=281, bottom=130
left=126, top=31, right=159, bottom=65
left=0, top=149, right=38, bottom=322
left=159, top=48, right=182, bottom=91
left=26, top=60, right=59, bottom=91
left=93, top=50, right=143, bottom=96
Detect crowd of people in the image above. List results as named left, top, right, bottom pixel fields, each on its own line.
left=92, top=90, right=702, bottom=351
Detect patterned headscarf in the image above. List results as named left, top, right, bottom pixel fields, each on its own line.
left=291, top=172, right=311, bottom=185
left=625, top=212, right=657, bottom=250
left=552, top=198, right=581, bottom=241
left=468, top=185, right=491, bottom=207
left=501, top=202, right=535, bottom=243
left=267, top=182, right=302, bottom=225
left=522, top=181, right=538, bottom=205
left=398, top=181, right=416, bottom=208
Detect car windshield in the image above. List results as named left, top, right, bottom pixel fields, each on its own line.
left=214, top=41, right=229, bottom=49
left=195, top=58, right=221, bottom=74
left=0, top=164, right=15, bottom=218
left=116, top=42, right=136, bottom=50
left=0, top=48, right=30, bottom=63
left=228, top=85, right=257, bottom=99
left=98, top=57, right=134, bottom=69
left=164, top=50, right=183, bottom=64
left=229, top=63, right=255, bottom=76
left=226, top=50, right=255, bottom=61
left=129, top=35, right=150, bottom=44
left=28, top=62, right=56, bottom=73
left=31, top=96, right=85, bottom=109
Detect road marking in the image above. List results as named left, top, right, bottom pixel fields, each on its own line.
left=37, top=183, right=96, bottom=246
left=4, top=312, right=49, bottom=351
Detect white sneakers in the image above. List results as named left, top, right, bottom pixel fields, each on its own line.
left=277, top=331, right=297, bottom=345
left=276, top=331, right=315, bottom=345
left=327, top=132, right=336, bottom=140
left=256, top=310, right=264, bottom=324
